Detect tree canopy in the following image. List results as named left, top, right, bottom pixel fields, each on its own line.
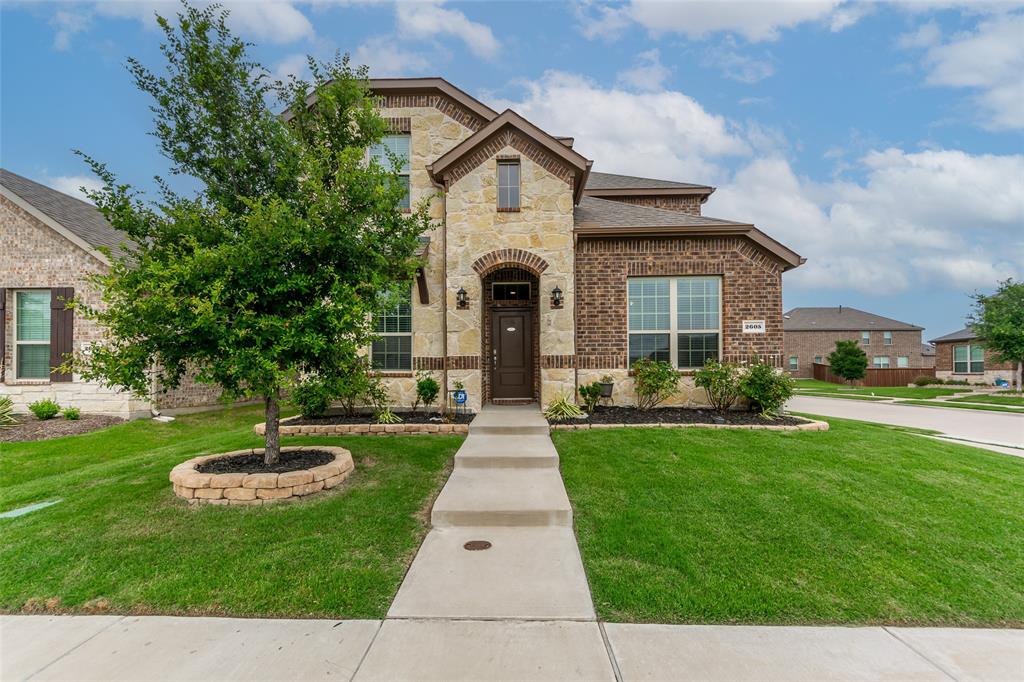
left=828, top=340, right=868, bottom=384
left=969, top=279, right=1024, bottom=392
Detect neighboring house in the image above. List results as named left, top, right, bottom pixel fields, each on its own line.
left=783, top=306, right=924, bottom=378
left=921, top=343, right=936, bottom=369
left=0, top=169, right=223, bottom=418
left=930, top=327, right=1017, bottom=386
left=291, top=78, right=803, bottom=409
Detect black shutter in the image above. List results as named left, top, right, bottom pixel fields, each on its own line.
left=0, top=288, right=6, bottom=382
left=50, top=287, right=74, bottom=382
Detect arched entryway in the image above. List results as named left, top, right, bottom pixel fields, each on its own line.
left=481, top=266, right=540, bottom=403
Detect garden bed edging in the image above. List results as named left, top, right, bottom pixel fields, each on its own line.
left=170, top=446, right=353, bottom=506
left=253, top=415, right=469, bottom=437
left=550, top=418, right=829, bottom=432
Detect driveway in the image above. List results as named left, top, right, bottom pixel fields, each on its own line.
left=787, top=395, right=1024, bottom=451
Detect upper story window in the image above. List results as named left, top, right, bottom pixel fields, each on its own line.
left=371, top=288, right=412, bottom=371
left=627, top=276, right=721, bottom=369
left=883, top=331, right=893, bottom=345
left=497, top=158, right=520, bottom=212
left=15, top=290, right=51, bottom=380
left=861, top=331, right=870, bottom=345
left=953, top=344, right=984, bottom=373
left=369, top=134, right=411, bottom=210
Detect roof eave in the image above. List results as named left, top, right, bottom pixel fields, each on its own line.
left=582, top=187, right=714, bottom=198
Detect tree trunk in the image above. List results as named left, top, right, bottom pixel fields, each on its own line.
left=1017, top=361, right=1023, bottom=394
left=264, top=392, right=280, bottom=465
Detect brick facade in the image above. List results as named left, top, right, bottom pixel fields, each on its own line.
left=784, top=329, right=924, bottom=378
left=933, top=340, right=1017, bottom=385
left=595, top=194, right=703, bottom=216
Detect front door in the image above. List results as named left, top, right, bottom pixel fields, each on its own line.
left=491, top=308, right=533, bottom=400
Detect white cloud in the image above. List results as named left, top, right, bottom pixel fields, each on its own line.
left=50, top=9, right=91, bottom=50
left=904, top=13, right=1024, bottom=130
left=395, top=0, right=499, bottom=59
left=897, top=20, right=941, bottom=49
left=701, top=42, right=776, bottom=83
left=273, top=53, right=310, bottom=81
left=579, top=0, right=859, bottom=43
left=352, top=35, right=432, bottom=77
left=45, top=175, right=105, bottom=203
left=492, top=71, right=750, bottom=182
left=616, top=49, right=671, bottom=91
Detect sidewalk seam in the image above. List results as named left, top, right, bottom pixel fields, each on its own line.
left=598, top=622, right=624, bottom=682
left=881, top=626, right=961, bottom=682
left=23, top=615, right=126, bottom=681
left=348, top=619, right=384, bottom=682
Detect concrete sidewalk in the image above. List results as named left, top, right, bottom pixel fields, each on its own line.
left=4, top=615, right=1022, bottom=681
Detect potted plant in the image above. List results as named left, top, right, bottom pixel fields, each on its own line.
left=598, top=374, right=615, bottom=398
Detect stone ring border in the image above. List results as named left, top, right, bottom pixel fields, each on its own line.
left=253, top=415, right=469, bottom=437
left=549, top=418, right=830, bottom=432
left=170, top=445, right=354, bottom=506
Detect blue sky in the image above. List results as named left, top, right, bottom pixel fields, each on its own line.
left=3, top=1, right=1022, bottom=340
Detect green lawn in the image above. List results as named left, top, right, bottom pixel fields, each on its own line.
left=896, top=400, right=1024, bottom=414
left=554, top=419, right=1024, bottom=626
left=796, top=392, right=891, bottom=402
left=794, top=379, right=972, bottom=399
left=0, top=407, right=462, bottom=618
left=948, top=393, right=1024, bottom=408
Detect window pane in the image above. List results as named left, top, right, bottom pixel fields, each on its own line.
left=873, top=356, right=889, bottom=368
left=628, top=333, right=670, bottom=364
left=814, top=356, right=823, bottom=364
left=497, top=161, right=520, bottom=209
left=375, top=290, right=412, bottom=333
left=16, top=291, right=51, bottom=341
left=398, top=175, right=410, bottom=210
left=897, top=356, right=909, bottom=368
left=970, top=345, right=984, bottom=362
left=884, top=331, right=893, bottom=344
left=954, top=345, right=968, bottom=362
left=677, top=277, right=719, bottom=331
left=861, top=332, right=870, bottom=344
left=788, top=356, right=798, bottom=369
left=628, top=279, right=670, bottom=330
left=370, top=135, right=410, bottom=173
left=678, top=333, right=719, bottom=368
left=370, top=336, right=411, bottom=371
left=493, top=282, right=530, bottom=303
left=17, top=344, right=51, bottom=379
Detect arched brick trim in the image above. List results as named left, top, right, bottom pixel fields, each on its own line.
left=472, top=249, right=550, bottom=277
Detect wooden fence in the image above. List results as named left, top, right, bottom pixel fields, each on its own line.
left=811, top=362, right=935, bottom=387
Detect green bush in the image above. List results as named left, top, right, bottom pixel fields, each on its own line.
left=413, top=371, right=440, bottom=412
left=828, top=340, right=868, bottom=384
left=578, top=382, right=603, bottom=413
left=739, top=359, right=795, bottom=418
left=29, top=399, right=61, bottom=421
left=913, top=375, right=944, bottom=386
left=292, top=377, right=336, bottom=418
left=544, top=392, right=585, bottom=421
left=632, top=359, right=679, bottom=410
left=693, top=359, right=742, bottom=412
left=62, top=406, right=82, bottom=420
left=945, top=378, right=969, bottom=386
left=0, top=396, right=17, bottom=428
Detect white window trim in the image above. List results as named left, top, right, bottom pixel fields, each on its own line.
left=14, top=289, right=52, bottom=382
left=627, top=276, right=723, bottom=370
left=883, top=331, right=893, bottom=345
left=872, top=356, right=890, bottom=369
left=788, top=356, right=799, bottom=370
left=861, top=331, right=870, bottom=345
left=368, top=134, right=411, bottom=211
left=897, top=356, right=909, bottom=368
left=370, top=288, right=413, bottom=372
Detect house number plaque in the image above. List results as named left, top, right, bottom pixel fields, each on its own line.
left=742, top=320, right=766, bottom=334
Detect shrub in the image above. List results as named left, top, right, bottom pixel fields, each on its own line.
left=945, top=378, right=969, bottom=386
left=413, top=371, right=440, bottom=412
left=828, top=340, right=868, bottom=384
left=29, top=399, right=61, bottom=421
left=739, top=358, right=795, bottom=418
left=0, top=396, right=17, bottom=428
left=337, top=360, right=379, bottom=417
left=578, top=382, right=603, bottom=413
left=62, top=406, right=81, bottom=420
left=544, top=392, right=585, bottom=421
left=913, top=375, right=944, bottom=386
left=632, top=359, right=679, bottom=410
left=292, top=377, right=336, bottom=419
left=376, top=407, right=403, bottom=424
left=693, top=359, right=742, bottom=412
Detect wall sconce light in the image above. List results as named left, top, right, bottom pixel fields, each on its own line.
left=456, top=287, right=469, bottom=309
left=551, top=286, right=563, bottom=309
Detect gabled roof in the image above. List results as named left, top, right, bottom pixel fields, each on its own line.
left=922, top=343, right=936, bottom=356
left=930, top=327, right=977, bottom=344
left=783, top=307, right=923, bottom=332
left=575, top=196, right=803, bottom=271
left=427, top=109, right=593, bottom=204
left=0, top=168, right=128, bottom=263
left=584, top=171, right=714, bottom=196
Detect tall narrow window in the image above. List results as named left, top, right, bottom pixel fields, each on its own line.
left=676, top=277, right=720, bottom=368
left=15, top=290, right=51, bottom=380
left=788, top=356, right=798, bottom=371
left=883, top=331, right=893, bottom=345
left=369, top=134, right=411, bottom=210
left=627, top=278, right=670, bottom=364
left=497, top=159, right=520, bottom=211
left=371, top=289, right=412, bottom=371
left=861, top=331, right=870, bottom=345
left=627, top=276, right=721, bottom=369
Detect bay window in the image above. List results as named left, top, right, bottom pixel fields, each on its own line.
left=628, top=276, right=721, bottom=369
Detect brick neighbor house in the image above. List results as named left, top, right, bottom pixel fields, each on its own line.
left=1, top=169, right=224, bottom=418
left=782, top=306, right=924, bottom=378
left=2, top=77, right=805, bottom=414
left=930, top=327, right=1019, bottom=387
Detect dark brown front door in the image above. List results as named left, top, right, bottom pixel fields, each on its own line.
left=491, top=308, right=533, bottom=400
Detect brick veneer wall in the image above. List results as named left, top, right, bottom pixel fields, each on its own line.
left=574, top=235, right=785, bottom=368
left=595, top=194, right=703, bottom=216
left=933, top=341, right=1015, bottom=375
left=784, top=329, right=924, bottom=378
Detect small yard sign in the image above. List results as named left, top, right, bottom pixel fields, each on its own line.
left=742, top=320, right=766, bottom=334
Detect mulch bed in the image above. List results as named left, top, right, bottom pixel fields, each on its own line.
left=549, top=406, right=807, bottom=427
left=197, top=449, right=335, bottom=474
left=0, top=415, right=125, bottom=443
left=288, top=410, right=474, bottom=426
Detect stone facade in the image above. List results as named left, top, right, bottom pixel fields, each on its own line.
left=784, top=329, right=924, bottom=378
left=933, top=340, right=1018, bottom=386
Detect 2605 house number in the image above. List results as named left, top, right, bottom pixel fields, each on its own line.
left=742, top=320, right=766, bottom=334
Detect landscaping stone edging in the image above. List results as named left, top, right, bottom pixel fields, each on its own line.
left=169, top=445, right=353, bottom=506
left=549, top=418, right=830, bottom=432
left=253, top=416, right=469, bottom=437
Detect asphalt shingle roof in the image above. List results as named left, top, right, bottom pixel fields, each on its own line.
left=574, top=196, right=744, bottom=229
left=1, top=168, right=128, bottom=258
left=930, top=327, right=977, bottom=343
left=783, top=307, right=923, bottom=332
left=584, top=171, right=711, bottom=192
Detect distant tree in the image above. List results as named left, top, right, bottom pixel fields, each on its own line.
left=70, top=3, right=430, bottom=464
left=969, top=279, right=1024, bottom=393
left=828, top=340, right=868, bottom=385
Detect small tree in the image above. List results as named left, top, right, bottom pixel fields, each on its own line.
left=632, top=359, right=679, bottom=410
left=413, top=371, right=440, bottom=413
left=828, top=340, right=868, bottom=385
left=70, top=4, right=431, bottom=464
left=969, top=278, right=1024, bottom=393
left=693, top=359, right=741, bottom=412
